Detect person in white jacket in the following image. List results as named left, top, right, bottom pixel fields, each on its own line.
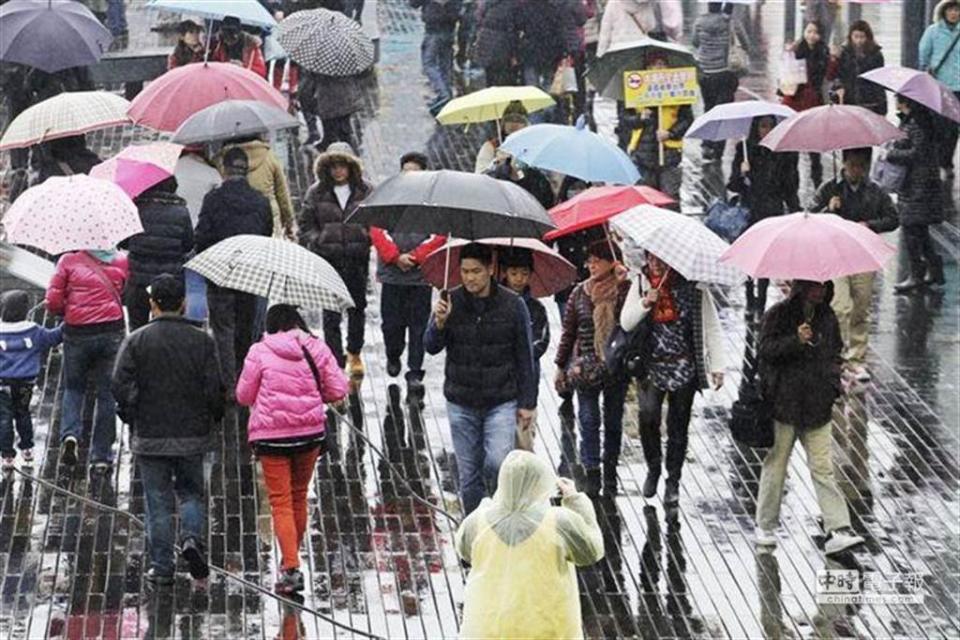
left=620, top=251, right=728, bottom=505
left=597, top=0, right=683, bottom=55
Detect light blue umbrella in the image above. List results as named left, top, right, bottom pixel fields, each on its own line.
left=500, top=116, right=640, bottom=185
left=145, top=0, right=276, bottom=28
left=686, top=100, right=796, bottom=141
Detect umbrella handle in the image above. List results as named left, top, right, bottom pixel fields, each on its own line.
left=443, top=233, right=454, bottom=292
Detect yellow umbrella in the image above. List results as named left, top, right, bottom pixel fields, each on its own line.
left=436, top=86, right=555, bottom=126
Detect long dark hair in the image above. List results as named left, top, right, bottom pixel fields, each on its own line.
left=846, top=20, right=879, bottom=54
left=265, top=304, right=311, bottom=335
left=795, top=20, right=829, bottom=86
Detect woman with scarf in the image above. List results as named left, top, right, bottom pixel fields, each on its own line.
left=620, top=253, right=728, bottom=505
left=554, top=240, right=630, bottom=498
left=781, top=20, right=836, bottom=188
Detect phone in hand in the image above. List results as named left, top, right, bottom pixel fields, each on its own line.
left=440, top=289, right=450, bottom=303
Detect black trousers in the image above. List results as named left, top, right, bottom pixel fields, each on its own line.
left=124, top=283, right=151, bottom=332
left=318, top=116, right=353, bottom=152
left=936, top=91, right=960, bottom=170
left=380, top=283, right=432, bottom=380
left=902, top=224, right=940, bottom=280
left=323, top=262, right=368, bottom=367
left=637, top=378, right=697, bottom=483
left=207, top=284, right=258, bottom=392
left=745, top=277, right=770, bottom=316
left=698, top=70, right=739, bottom=155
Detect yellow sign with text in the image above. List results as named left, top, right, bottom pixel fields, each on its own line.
left=623, top=67, right=699, bottom=109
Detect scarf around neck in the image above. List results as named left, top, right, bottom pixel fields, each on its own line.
left=586, top=271, right=619, bottom=361
left=646, top=268, right=678, bottom=324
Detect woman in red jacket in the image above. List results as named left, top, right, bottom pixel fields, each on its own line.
left=45, top=249, right=128, bottom=471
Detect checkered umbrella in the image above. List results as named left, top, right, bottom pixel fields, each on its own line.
left=274, top=9, right=374, bottom=76
left=610, top=205, right=742, bottom=286
left=185, top=235, right=354, bottom=311
left=0, top=91, right=130, bottom=150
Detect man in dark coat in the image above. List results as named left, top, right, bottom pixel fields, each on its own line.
left=754, top=280, right=864, bottom=556
left=112, top=274, right=224, bottom=585
left=472, top=0, right=520, bottom=86
left=297, top=142, right=372, bottom=376
left=808, top=148, right=897, bottom=381
left=120, top=177, right=194, bottom=331
left=195, top=148, right=272, bottom=395
left=424, top=242, right=537, bottom=515
left=411, top=0, right=462, bottom=114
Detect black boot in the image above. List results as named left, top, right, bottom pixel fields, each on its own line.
left=602, top=459, right=618, bottom=497
left=642, top=468, right=660, bottom=498
left=894, top=276, right=924, bottom=294
left=663, top=479, right=680, bottom=505
left=582, top=467, right=601, bottom=498
left=925, top=254, right=946, bottom=286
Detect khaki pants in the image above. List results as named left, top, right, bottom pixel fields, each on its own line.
left=831, top=272, right=875, bottom=366
left=756, top=420, right=852, bottom=533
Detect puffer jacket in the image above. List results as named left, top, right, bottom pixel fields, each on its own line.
left=297, top=149, right=372, bottom=267
left=236, top=329, right=350, bottom=444
left=123, top=191, right=194, bottom=287
left=919, top=0, right=960, bottom=91
left=828, top=45, right=886, bottom=114
left=45, top=251, right=128, bottom=333
left=692, top=11, right=733, bottom=74
left=209, top=32, right=267, bottom=78
left=472, top=0, right=519, bottom=68
left=885, top=111, right=944, bottom=227
left=217, top=140, right=295, bottom=239
left=759, top=281, right=842, bottom=431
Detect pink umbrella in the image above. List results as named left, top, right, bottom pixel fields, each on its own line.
left=3, top=175, right=142, bottom=254
left=127, top=62, right=288, bottom=132
left=90, top=141, right=183, bottom=198
left=760, top=103, right=904, bottom=152
left=719, top=212, right=896, bottom=281
left=860, top=66, right=960, bottom=123
left=421, top=237, right=577, bottom=298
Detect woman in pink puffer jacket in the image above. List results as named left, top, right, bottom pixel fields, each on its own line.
left=236, top=304, right=348, bottom=595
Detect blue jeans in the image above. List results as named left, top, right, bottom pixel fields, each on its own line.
left=447, top=400, right=517, bottom=515
left=0, top=381, right=33, bottom=457
left=106, top=0, right=127, bottom=36
left=184, top=269, right=207, bottom=324
left=138, top=454, right=206, bottom=575
left=421, top=30, right=455, bottom=102
left=60, top=332, right=122, bottom=463
left=576, top=378, right=627, bottom=469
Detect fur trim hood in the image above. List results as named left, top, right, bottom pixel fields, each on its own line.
left=313, top=149, right=365, bottom=190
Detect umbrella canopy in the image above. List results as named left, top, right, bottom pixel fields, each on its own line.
left=144, top=0, right=276, bottom=28
left=172, top=99, right=299, bottom=144
left=760, top=103, right=904, bottom=152
left=186, top=235, right=354, bottom=312
left=686, top=100, right=796, bottom=141
left=348, top=170, right=555, bottom=239
left=610, top=205, right=742, bottom=285
left=500, top=116, right=641, bottom=185
left=127, top=62, right=288, bottom=132
left=860, top=66, right=960, bottom=124
left=0, top=91, right=130, bottom=151
left=274, top=9, right=374, bottom=76
left=436, top=86, right=556, bottom=125
left=90, top=141, right=184, bottom=199
left=2, top=175, right=141, bottom=254
left=544, top=185, right=674, bottom=241
left=719, top=212, right=896, bottom=281
left=587, top=38, right=695, bottom=101
left=0, top=0, right=111, bottom=73
left=421, top=238, right=577, bottom=298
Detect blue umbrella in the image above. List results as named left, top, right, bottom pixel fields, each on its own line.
left=500, top=116, right=641, bottom=186
left=145, top=0, right=276, bottom=28
left=0, top=0, right=112, bottom=73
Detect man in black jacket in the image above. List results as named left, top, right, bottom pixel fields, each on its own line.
left=424, top=242, right=537, bottom=515
left=195, top=148, right=272, bottom=395
left=112, top=274, right=224, bottom=585
left=808, top=148, right=897, bottom=382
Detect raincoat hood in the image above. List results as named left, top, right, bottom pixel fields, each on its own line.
left=491, top=450, right=556, bottom=512
left=934, top=0, right=960, bottom=24
left=260, top=329, right=314, bottom=362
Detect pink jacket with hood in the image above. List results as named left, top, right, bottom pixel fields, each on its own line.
left=236, top=329, right=349, bottom=444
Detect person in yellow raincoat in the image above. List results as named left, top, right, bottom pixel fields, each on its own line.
left=454, top=450, right=605, bottom=639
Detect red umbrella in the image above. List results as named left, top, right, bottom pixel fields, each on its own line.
left=544, top=185, right=675, bottom=241
left=127, top=62, right=288, bottom=132
left=421, top=238, right=577, bottom=298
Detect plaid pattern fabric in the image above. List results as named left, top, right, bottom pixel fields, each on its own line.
left=611, top=205, right=742, bottom=286
left=0, top=91, right=131, bottom=151
left=274, top=9, right=375, bottom=76
left=186, top=235, right=354, bottom=312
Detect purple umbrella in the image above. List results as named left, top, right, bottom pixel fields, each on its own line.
left=860, top=66, right=960, bottom=124
left=0, top=0, right=112, bottom=73
left=686, top=100, right=796, bottom=141
left=760, top=104, right=904, bottom=153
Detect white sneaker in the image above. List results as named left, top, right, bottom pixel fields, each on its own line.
left=1, top=456, right=14, bottom=471
left=755, top=528, right=778, bottom=547
left=825, top=529, right=865, bottom=556
left=852, top=366, right=871, bottom=382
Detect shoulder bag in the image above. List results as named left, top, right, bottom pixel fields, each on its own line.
left=729, top=378, right=774, bottom=448
left=705, top=196, right=751, bottom=243
left=80, top=252, right=123, bottom=309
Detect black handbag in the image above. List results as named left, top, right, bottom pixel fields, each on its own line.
left=729, top=380, right=774, bottom=448
left=604, top=316, right=652, bottom=380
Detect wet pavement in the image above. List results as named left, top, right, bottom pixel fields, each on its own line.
left=1, top=0, right=959, bottom=638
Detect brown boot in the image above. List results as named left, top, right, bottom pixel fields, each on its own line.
left=346, top=352, right=365, bottom=378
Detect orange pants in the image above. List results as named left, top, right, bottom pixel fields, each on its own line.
left=259, top=447, right=320, bottom=570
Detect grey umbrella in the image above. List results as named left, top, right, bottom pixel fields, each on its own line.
left=0, top=0, right=112, bottom=73
left=587, top=38, right=696, bottom=101
left=171, top=100, right=299, bottom=145
left=348, top=170, right=555, bottom=240
left=274, top=8, right=374, bottom=76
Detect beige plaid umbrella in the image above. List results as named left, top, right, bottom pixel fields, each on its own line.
left=0, top=91, right=131, bottom=150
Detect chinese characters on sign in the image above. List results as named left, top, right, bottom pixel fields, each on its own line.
left=817, top=570, right=925, bottom=604
left=623, top=67, right=699, bottom=110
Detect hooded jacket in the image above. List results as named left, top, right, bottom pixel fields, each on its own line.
left=0, top=321, right=62, bottom=380
left=759, top=281, right=842, bottom=431
left=920, top=0, right=960, bottom=91
left=210, top=32, right=267, bottom=78
left=885, top=110, right=944, bottom=227
left=297, top=149, right=373, bottom=267
left=122, top=190, right=194, bottom=287
left=112, top=315, right=224, bottom=456
left=45, top=251, right=128, bottom=333
left=598, top=0, right=682, bottom=55
left=217, top=140, right=296, bottom=239
left=236, top=329, right=350, bottom=444
left=194, top=178, right=273, bottom=253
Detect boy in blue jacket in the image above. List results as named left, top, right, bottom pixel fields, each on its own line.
left=0, top=290, right=62, bottom=469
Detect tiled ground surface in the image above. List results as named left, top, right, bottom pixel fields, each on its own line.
left=1, top=1, right=958, bottom=638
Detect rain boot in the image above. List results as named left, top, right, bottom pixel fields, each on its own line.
left=582, top=467, right=601, bottom=498
left=642, top=467, right=660, bottom=498
left=925, top=254, right=945, bottom=286
left=893, top=275, right=924, bottom=294
left=602, top=458, right=618, bottom=497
